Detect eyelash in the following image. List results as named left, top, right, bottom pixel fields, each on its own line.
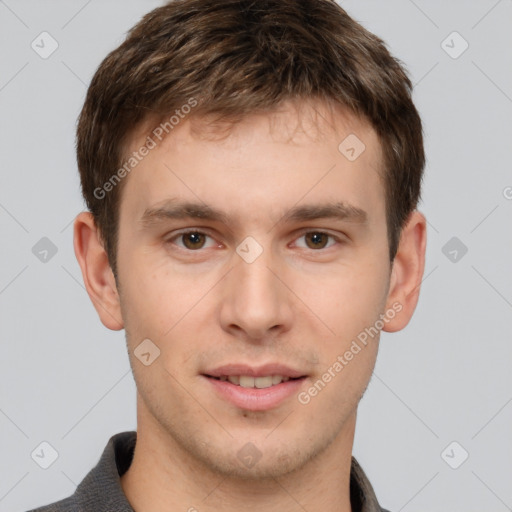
left=166, top=229, right=343, bottom=252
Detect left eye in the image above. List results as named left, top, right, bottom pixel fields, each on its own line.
left=295, top=232, right=337, bottom=250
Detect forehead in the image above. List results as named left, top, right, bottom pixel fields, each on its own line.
left=195, top=100, right=363, bottom=138
left=128, top=98, right=382, bottom=160
left=119, top=99, right=385, bottom=227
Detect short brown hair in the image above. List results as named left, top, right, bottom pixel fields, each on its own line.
left=77, top=0, right=424, bottom=277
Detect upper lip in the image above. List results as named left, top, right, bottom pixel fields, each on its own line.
left=204, top=363, right=306, bottom=379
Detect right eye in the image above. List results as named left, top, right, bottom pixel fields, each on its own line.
left=166, top=230, right=219, bottom=251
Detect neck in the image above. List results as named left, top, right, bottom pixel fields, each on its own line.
left=121, top=398, right=356, bottom=512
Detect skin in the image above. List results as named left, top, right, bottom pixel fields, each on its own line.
left=74, top=99, right=426, bottom=512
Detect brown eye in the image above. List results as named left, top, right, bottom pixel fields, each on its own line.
left=304, top=232, right=330, bottom=249
left=181, top=232, right=206, bottom=250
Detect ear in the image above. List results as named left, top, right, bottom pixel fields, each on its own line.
left=73, top=211, right=124, bottom=330
left=383, top=210, right=427, bottom=332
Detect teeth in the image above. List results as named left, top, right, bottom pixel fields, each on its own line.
left=227, top=375, right=240, bottom=385
left=254, top=376, right=273, bottom=389
left=239, top=376, right=255, bottom=388
left=221, top=375, right=292, bottom=388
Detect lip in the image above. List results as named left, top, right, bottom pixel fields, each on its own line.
left=203, top=374, right=307, bottom=411
left=203, top=363, right=306, bottom=379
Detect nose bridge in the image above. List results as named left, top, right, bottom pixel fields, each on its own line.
left=219, top=245, right=292, bottom=339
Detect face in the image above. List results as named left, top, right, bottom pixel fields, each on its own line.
left=114, top=100, right=395, bottom=479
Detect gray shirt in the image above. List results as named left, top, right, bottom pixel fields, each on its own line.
left=27, top=431, right=391, bottom=512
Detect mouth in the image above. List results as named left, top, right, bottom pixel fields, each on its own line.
left=201, top=364, right=308, bottom=411
left=206, top=374, right=304, bottom=388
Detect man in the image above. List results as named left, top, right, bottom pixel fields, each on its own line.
left=29, top=0, right=426, bottom=510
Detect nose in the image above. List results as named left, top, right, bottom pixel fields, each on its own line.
left=218, top=248, right=293, bottom=343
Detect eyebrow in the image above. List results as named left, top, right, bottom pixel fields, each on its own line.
left=139, top=200, right=230, bottom=228
left=139, top=198, right=368, bottom=229
left=281, top=202, right=367, bottom=224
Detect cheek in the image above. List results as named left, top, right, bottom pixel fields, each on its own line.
left=295, top=261, right=387, bottom=410
left=118, top=255, right=178, bottom=342
left=294, top=257, right=390, bottom=341
left=118, top=252, right=220, bottom=363
left=119, top=266, right=202, bottom=390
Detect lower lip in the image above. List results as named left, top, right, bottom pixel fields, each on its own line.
left=203, top=376, right=307, bottom=411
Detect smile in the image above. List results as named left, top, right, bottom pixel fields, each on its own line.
left=209, top=375, right=296, bottom=388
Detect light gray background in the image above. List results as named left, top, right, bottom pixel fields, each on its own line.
left=1, top=0, right=511, bottom=511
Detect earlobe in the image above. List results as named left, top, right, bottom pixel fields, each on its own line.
left=383, top=210, right=427, bottom=333
left=73, top=211, right=124, bottom=331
